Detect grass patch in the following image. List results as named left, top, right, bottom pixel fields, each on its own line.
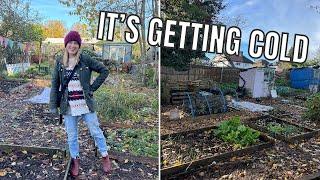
left=275, top=77, right=289, bottom=86
left=267, top=122, right=299, bottom=136
left=276, top=86, right=308, bottom=97
left=145, top=67, right=157, bottom=88
left=106, top=128, right=158, bottom=157
left=219, top=83, right=238, bottom=92
left=95, top=85, right=157, bottom=122
left=219, top=82, right=238, bottom=96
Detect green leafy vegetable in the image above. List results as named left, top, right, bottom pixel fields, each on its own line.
left=267, top=122, right=298, bottom=136
left=214, top=116, right=260, bottom=147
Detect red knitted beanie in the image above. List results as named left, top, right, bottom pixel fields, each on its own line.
left=64, top=31, right=82, bottom=47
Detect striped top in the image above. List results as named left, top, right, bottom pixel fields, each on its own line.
left=66, top=67, right=90, bottom=116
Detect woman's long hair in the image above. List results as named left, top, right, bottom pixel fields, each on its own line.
left=62, top=48, right=81, bottom=67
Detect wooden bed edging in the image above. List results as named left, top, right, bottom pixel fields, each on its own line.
left=0, top=143, right=66, bottom=157
left=161, top=134, right=274, bottom=177
left=243, top=115, right=320, bottom=143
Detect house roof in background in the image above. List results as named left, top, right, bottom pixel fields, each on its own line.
left=228, top=53, right=254, bottom=64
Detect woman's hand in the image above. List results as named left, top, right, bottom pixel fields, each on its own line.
left=89, top=91, right=94, bottom=98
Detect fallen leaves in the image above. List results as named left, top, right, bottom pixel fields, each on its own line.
left=52, top=166, right=61, bottom=171
left=0, top=169, right=7, bottom=177
left=162, top=128, right=244, bottom=168
left=0, top=103, right=66, bottom=148
left=15, top=172, right=21, bottom=178
left=161, top=106, right=260, bottom=135
left=0, top=80, right=26, bottom=93
left=312, top=158, right=320, bottom=163
left=0, top=150, right=65, bottom=179
left=0, top=77, right=158, bottom=179
left=22, top=150, right=27, bottom=154
left=111, top=160, right=120, bottom=169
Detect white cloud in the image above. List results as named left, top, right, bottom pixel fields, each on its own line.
left=244, top=0, right=258, bottom=6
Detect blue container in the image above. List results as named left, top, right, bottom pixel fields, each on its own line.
left=290, top=68, right=314, bottom=89
left=291, top=80, right=311, bottom=89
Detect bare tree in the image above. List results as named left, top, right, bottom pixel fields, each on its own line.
left=59, top=0, right=157, bottom=84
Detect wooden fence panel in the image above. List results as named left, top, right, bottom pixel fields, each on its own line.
left=161, top=65, right=239, bottom=84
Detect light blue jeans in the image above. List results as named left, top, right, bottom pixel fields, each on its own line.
left=64, top=112, right=108, bottom=158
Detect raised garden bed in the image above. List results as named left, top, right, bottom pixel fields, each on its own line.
left=72, top=122, right=159, bottom=179
left=0, top=103, right=66, bottom=148
left=0, top=79, right=29, bottom=93
left=161, top=106, right=260, bottom=136
left=244, top=116, right=320, bottom=143
left=0, top=147, right=67, bottom=179
left=63, top=153, right=158, bottom=180
left=161, top=125, right=274, bottom=177
left=269, top=106, right=320, bottom=130
left=64, top=125, right=159, bottom=178
left=0, top=129, right=158, bottom=179
left=65, top=146, right=158, bottom=179
left=0, top=73, right=159, bottom=179
left=0, top=144, right=66, bottom=157
left=15, top=104, right=60, bottom=125
left=175, top=140, right=320, bottom=179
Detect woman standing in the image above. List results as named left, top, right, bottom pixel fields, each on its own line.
left=49, top=31, right=111, bottom=176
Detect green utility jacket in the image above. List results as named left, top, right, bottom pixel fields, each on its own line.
left=49, top=53, right=108, bottom=115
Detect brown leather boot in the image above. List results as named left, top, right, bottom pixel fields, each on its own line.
left=70, top=158, right=80, bottom=177
left=102, top=155, right=112, bottom=174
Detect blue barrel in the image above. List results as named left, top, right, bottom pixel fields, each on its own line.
left=290, top=68, right=313, bottom=89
